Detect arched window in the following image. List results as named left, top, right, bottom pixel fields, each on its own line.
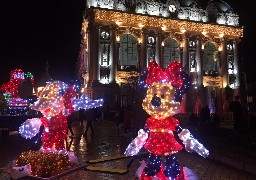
left=227, top=42, right=234, bottom=74
left=163, top=38, right=180, bottom=68
left=119, top=34, right=138, bottom=70
left=146, top=36, right=156, bottom=67
left=203, top=42, right=218, bottom=75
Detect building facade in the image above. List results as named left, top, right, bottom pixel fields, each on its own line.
left=77, top=0, right=243, bottom=113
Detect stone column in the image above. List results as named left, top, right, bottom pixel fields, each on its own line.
left=87, top=22, right=99, bottom=84
left=109, top=27, right=116, bottom=83
left=182, top=34, right=189, bottom=73
left=233, top=40, right=240, bottom=87
left=96, top=27, right=101, bottom=82
left=181, top=34, right=189, bottom=112
left=155, top=32, right=161, bottom=65
left=140, top=29, right=147, bottom=70
left=219, top=39, right=227, bottom=113
left=220, top=39, right=228, bottom=88
left=196, top=38, right=202, bottom=86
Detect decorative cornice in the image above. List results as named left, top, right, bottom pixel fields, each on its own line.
left=92, top=8, right=243, bottom=39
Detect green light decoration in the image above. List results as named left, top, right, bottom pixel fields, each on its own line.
left=25, top=72, right=33, bottom=78
left=3, top=93, right=11, bottom=100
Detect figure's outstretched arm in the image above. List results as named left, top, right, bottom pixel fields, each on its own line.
left=124, top=128, right=149, bottom=156
left=19, top=118, right=42, bottom=139
left=177, top=126, right=209, bottom=158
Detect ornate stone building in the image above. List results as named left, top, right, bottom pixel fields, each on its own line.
left=77, top=0, right=243, bottom=113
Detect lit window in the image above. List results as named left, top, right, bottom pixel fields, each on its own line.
left=169, top=5, right=176, bottom=13
left=227, top=44, right=233, bottom=51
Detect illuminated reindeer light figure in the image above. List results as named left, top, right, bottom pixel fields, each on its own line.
left=125, top=61, right=209, bottom=180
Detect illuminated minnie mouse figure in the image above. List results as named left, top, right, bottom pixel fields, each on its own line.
left=125, top=61, right=209, bottom=180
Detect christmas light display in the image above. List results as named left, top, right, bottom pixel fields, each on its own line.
left=73, top=94, right=104, bottom=111
left=1, top=69, right=33, bottom=99
left=93, top=9, right=243, bottom=38
left=17, top=80, right=104, bottom=177
left=15, top=151, right=70, bottom=178
left=19, top=118, right=42, bottom=139
left=125, top=61, right=209, bottom=180
left=138, top=70, right=148, bottom=89
left=0, top=69, right=34, bottom=115
left=19, top=81, right=104, bottom=148
left=20, top=81, right=76, bottom=151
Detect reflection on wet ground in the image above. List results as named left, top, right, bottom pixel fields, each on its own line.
left=1, top=120, right=256, bottom=179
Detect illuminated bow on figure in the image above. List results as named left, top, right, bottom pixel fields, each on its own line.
left=146, top=61, right=191, bottom=102
left=146, top=61, right=183, bottom=88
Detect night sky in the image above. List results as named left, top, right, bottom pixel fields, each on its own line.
left=1, top=0, right=256, bottom=85
left=1, top=0, right=84, bottom=85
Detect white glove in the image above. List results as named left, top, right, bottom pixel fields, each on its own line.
left=124, top=129, right=148, bottom=156
left=19, top=118, right=42, bottom=139
left=178, top=129, right=209, bottom=158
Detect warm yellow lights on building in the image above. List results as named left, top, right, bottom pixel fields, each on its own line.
left=202, top=31, right=207, bottom=36
left=138, top=38, right=142, bottom=44
left=222, top=80, right=227, bottom=88
left=219, top=33, right=224, bottom=38
left=116, top=21, right=122, bottom=26
left=116, top=71, right=140, bottom=84
left=116, top=35, right=120, bottom=42
left=93, top=9, right=243, bottom=38
left=161, top=26, right=166, bottom=31
left=180, top=29, right=186, bottom=33
left=139, top=23, right=144, bottom=28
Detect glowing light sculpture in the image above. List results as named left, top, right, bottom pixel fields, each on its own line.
left=0, top=69, right=34, bottom=115
left=19, top=118, right=42, bottom=139
left=17, top=81, right=104, bottom=177
left=73, top=94, right=104, bottom=111
left=124, top=61, right=209, bottom=180
left=19, top=81, right=76, bottom=151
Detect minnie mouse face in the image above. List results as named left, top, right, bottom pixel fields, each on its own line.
left=142, top=81, right=180, bottom=120
left=141, top=61, right=191, bottom=120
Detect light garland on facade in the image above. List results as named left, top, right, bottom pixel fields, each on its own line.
left=93, top=9, right=243, bottom=38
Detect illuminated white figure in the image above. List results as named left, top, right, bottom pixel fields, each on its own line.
left=73, top=94, right=104, bottom=111
left=19, top=81, right=104, bottom=153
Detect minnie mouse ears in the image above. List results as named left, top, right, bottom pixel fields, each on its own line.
left=144, top=61, right=191, bottom=102
left=146, top=61, right=184, bottom=88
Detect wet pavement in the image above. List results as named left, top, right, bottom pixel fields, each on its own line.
left=1, top=119, right=256, bottom=180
